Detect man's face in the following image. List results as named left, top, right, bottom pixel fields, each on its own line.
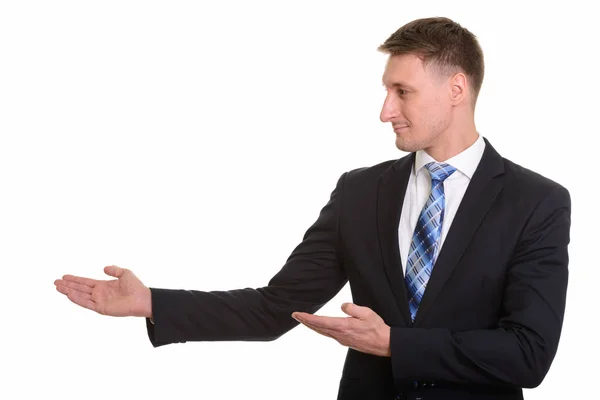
left=380, top=54, right=453, bottom=153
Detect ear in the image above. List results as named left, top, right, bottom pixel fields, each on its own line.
left=449, top=72, right=468, bottom=105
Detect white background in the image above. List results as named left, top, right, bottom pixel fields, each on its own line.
left=0, top=1, right=596, bottom=399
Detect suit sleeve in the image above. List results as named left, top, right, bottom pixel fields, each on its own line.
left=390, top=185, right=571, bottom=388
left=146, top=172, right=348, bottom=347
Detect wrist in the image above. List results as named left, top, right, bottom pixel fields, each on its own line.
left=141, top=286, right=153, bottom=319
left=380, top=325, right=391, bottom=357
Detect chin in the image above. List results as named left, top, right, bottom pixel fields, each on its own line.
left=395, top=138, right=422, bottom=153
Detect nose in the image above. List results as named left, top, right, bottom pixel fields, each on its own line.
left=380, top=91, right=399, bottom=123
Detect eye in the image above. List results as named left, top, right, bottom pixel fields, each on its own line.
left=397, top=88, right=408, bottom=96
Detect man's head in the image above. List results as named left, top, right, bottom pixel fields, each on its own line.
left=378, top=17, right=484, bottom=156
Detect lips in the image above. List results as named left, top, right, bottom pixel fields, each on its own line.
left=393, top=125, right=409, bottom=133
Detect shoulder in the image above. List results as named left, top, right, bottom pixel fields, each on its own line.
left=500, top=157, right=570, bottom=211
left=342, top=155, right=410, bottom=183
left=502, top=157, right=569, bottom=195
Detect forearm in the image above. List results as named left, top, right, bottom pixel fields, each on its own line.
left=147, top=269, right=348, bottom=346
left=148, top=287, right=299, bottom=345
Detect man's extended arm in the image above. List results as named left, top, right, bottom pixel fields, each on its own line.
left=146, top=172, right=349, bottom=347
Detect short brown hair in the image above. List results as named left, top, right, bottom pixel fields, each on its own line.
left=378, top=17, right=485, bottom=104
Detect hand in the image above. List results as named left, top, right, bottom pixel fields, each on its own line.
left=54, top=265, right=152, bottom=318
left=292, top=303, right=391, bottom=357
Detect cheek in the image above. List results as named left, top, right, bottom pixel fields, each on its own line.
left=408, top=102, right=430, bottom=128
left=421, top=97, right=447, bottom=126
left=408, top=95, right=432, bottom=119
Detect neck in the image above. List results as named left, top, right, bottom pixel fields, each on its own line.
left=424, top=118, right=479, bottom=161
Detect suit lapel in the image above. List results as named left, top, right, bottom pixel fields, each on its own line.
left=413, top=138, right=505, bottom=325
left=377, top=153, right=414, bottom=326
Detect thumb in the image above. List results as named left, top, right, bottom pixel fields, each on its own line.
left=104, top=265, right=125, bottom=278
left=341, top=303, right=372, bottom=319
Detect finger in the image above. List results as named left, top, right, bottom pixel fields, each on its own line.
left=104, top=265, right=125, bottom=279
left=55, top=285, right=92, bottom=300
left=296, top=319, right=338, bottom=339
left=55, top=284, right=70, bottom=296
left=299, top=320, right=369, bottom=353
left=61, top=275, right=97, bottom=288
left=66, top=290, right=96, bottom=311
left=306, top=326, right=336, bottom=339
left=54, top=279, right=93, bottom=295
left=302, top=321, right=338, bottom=337
left=56, top=285, right=96, bottom=309
left=341, top=303, right=373, bottom=319
left=292, top=312, right=348, bottom=331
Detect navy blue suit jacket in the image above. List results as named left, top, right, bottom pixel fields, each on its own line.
left=146, top=138, right=570, bottom=399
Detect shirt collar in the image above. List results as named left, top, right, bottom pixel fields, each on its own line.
left=414, top=134, right=485, bottom=180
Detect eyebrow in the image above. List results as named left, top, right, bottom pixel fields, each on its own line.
left=382, top=81, right=416, bottom=90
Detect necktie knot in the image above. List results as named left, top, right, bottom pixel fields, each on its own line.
left=425, top=162, right=456, bottom=183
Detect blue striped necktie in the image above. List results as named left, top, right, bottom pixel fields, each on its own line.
left=405, top=162, right=456, bottom=321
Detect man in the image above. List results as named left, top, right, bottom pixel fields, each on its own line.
left=54, top=17, right=570, bottom=400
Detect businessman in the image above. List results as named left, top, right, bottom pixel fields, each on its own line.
left=54, top=17, right=571, bottom=399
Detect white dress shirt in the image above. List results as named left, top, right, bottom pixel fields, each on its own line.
left=398, top=134, right=486, bottom=274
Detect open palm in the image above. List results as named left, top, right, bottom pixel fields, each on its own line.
left=54, top=265, right=152, bottom=318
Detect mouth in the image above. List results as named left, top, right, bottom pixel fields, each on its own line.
left=393, top=125, right=409, bottom=133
